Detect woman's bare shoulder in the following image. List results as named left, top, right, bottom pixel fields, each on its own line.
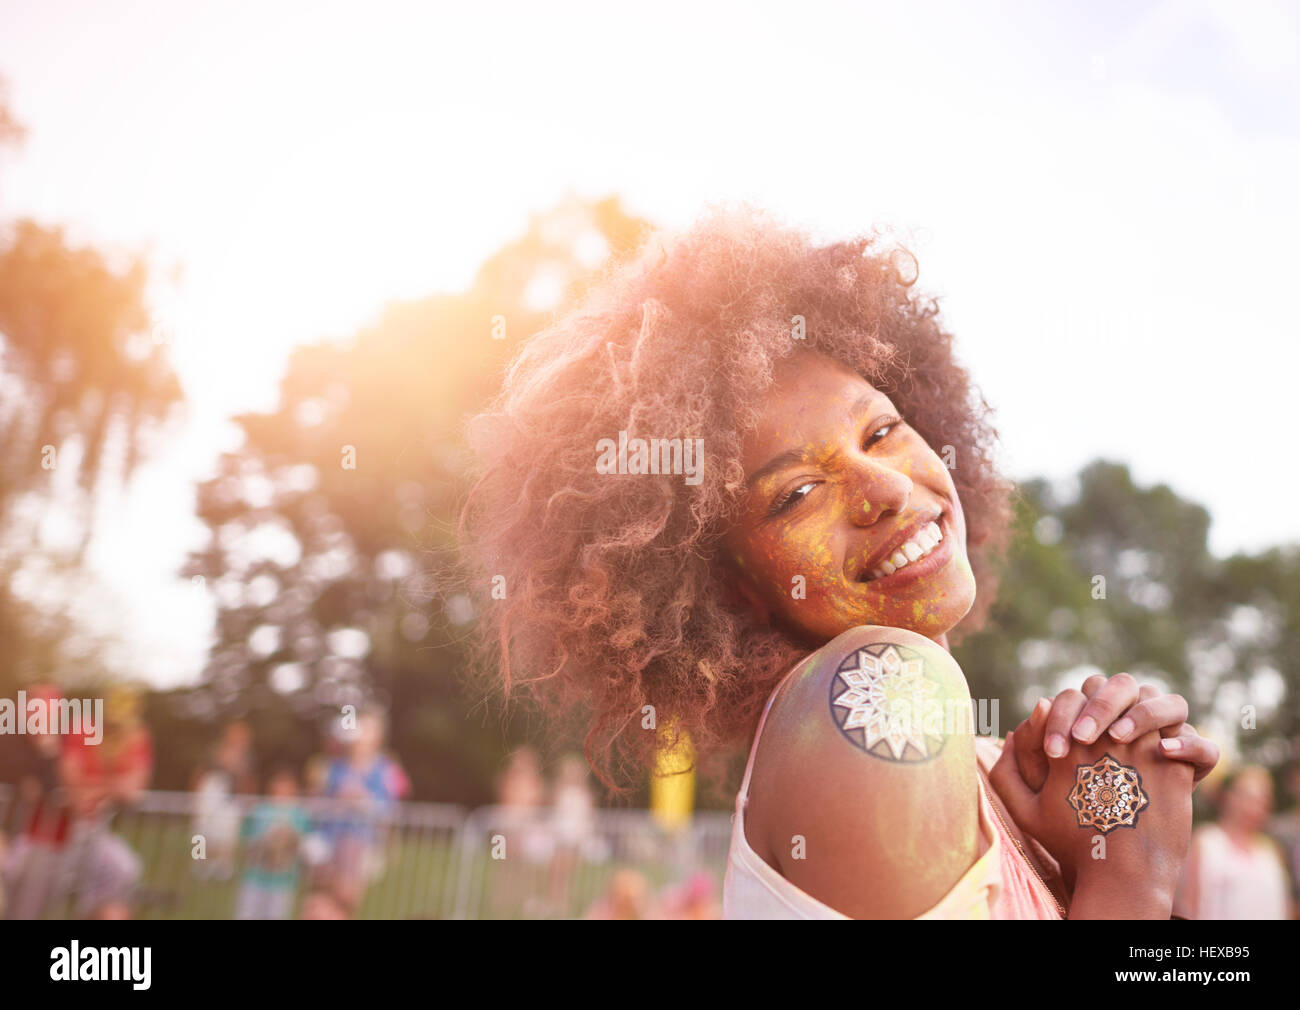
left=745, top=624, right=983, bottom=918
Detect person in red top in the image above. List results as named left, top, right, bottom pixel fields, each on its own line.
left=2, top=683, right=73, bottom=919
left=58, top=683, right=153, bottom=919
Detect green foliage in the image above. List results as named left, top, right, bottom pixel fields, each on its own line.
left=956, top=461, right=1298, bottom=768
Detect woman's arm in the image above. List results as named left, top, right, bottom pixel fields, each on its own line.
left=1069, top=869, right=1178, bottom=919
left=745, top=624, right=986, bottom=918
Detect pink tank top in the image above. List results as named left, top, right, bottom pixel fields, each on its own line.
left=722, top=660, right=1065, bottom=920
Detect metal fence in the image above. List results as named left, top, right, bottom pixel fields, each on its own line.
left=0, top=785, right=731, bottom=920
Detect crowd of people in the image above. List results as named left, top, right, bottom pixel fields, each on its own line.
left=1, top=683, right=153, bottom=919
left=493, top=746, right=721, bottom=919
left=0, top=690, right=413, bottom=921
left=3, top=682, right=1300, bottom=919
left=187, top=708, right=411, bottom=920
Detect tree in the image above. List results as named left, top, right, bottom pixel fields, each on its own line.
left=0, top=220, right=182, bottom=556
left=0, top=82, right=183, bottom=697
left=182, top=196, right=651, bottom=803
left=955, top=461, right=1297, bottom=771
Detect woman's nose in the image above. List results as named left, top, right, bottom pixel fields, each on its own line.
left=845, top=460, right=912, bottom=526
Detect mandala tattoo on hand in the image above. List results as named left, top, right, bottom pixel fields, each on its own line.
left=1067, top=754, right=1149, bottom=833
left=829, top=643, right=946, bottom=762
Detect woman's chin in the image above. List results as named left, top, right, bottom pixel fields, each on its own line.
left=774, top=576, right=977, bottom=647
left=842, top=585, right=976, bottom=641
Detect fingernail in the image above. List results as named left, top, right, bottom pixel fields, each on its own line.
left=1046, top=734, right=1067, bottom=758
left=1109, top=718, right=1134, bottom=741
left=1160, top=738, right=1182, bottom=752
left=1072, top=717, right=1097, bottom=742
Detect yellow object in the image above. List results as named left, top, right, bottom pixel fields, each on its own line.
left=650, top=726, right=695, bottom=831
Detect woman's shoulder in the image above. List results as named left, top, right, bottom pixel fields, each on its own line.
left=757, top=624, right=975, bottom=770
left=781, top=623, right=971, bottom=711
left=744, top=624, right=983, bottom=918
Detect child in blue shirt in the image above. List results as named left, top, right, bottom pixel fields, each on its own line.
left=235, top=767, right=310, bottom=920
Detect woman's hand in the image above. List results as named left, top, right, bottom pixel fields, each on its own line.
left=1013, top=673, right=1219, bottom=791
left=991, top=726, right=1195, bottom=918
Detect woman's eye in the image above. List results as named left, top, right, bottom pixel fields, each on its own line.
left=863, top=419, right=900, bottom=449
left=770, top=481, right=817, bottom=516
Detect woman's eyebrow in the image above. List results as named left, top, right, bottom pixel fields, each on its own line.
left=746, top=448, right=808, bottom=488
left=850, top=391, right=880, bottom=417
left=745, top=391, right=882, bottom=488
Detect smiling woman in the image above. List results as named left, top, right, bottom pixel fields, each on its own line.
left=719, top=351, right=979, bottom=647
left=460, top=206, right=1008, bottom=775
left=457, top=204, right=1214, bottom=919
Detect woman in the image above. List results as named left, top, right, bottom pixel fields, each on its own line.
left=460, top=206, right=1219, bottom=918
left=1175, top=765, right=1289, bottom=919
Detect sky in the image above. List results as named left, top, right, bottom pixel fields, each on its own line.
left=1, top=0, right=1297, bottom=687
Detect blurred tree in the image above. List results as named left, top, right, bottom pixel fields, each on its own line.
left=0, top=83, right=181, bottom=697
left=1203, top=547, right=1300, bottom=757
left=956, top=461, right=1297, bottom=772
left=0, top=220, right=183, bottom=555
left=182, top=196, right=651, bottom=803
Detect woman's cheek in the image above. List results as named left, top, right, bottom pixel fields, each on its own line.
left=750, top=527, right=836, bottom=603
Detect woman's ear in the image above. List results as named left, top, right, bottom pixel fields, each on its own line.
left=719, top=564, right=771, bottom=625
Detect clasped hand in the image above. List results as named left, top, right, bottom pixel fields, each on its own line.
left=989, top=673, right=1218, bottom=916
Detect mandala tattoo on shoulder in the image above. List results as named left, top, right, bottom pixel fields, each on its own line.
left=828, top=643, right=947, bottom=762
left=1067, top=753, right=1149, bottom=833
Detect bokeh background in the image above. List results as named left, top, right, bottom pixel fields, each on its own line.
left=0, top=0, right=1297, bottom=919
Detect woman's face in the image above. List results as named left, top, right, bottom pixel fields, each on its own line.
left=721, top=351, right=977, bottom=646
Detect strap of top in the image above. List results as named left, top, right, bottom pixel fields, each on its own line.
left=737, top=653, right=816, bottom=811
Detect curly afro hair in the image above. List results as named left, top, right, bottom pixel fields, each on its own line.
left=459, top=205, right=1011, bottom=793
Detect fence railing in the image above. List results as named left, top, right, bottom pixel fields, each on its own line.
left=0, top=785, right=731, bottom=920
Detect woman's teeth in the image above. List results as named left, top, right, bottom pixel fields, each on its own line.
left=864, top=522, right=943, bottom=581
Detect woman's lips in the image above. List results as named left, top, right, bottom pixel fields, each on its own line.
left=855, top=515, right=955, bottom=591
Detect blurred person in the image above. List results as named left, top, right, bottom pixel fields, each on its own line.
left=58, top=683, right=153, bottom=919
left=458, top=208, right=1221, bottom=919
left=1266, top=751, right=1300, bottom=918
left=235, top=766, right=310, bottom=920
left=498, top=745, right=545, bottom=809
left=316, top=709, right=409, bottom=916
left=497, top=746, right=549, bottom=860
left=190, top=720, right=255, bottom=882
left=302, top=752, right=330, bottom=797
left=658, top=870, right=721, bottom=920
left=1, top=683, right=74, bottom=920
left=583, top=869, right=659, bottom=920
left=546, top=753, right=595, bottom=913
left=490, top=746, right=549, bottom=917
left=300, top=888, right=348, bottom=920
left=296, top=751, right=334, bottom=875
left=1175, top=765, right=1289, bottom=920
